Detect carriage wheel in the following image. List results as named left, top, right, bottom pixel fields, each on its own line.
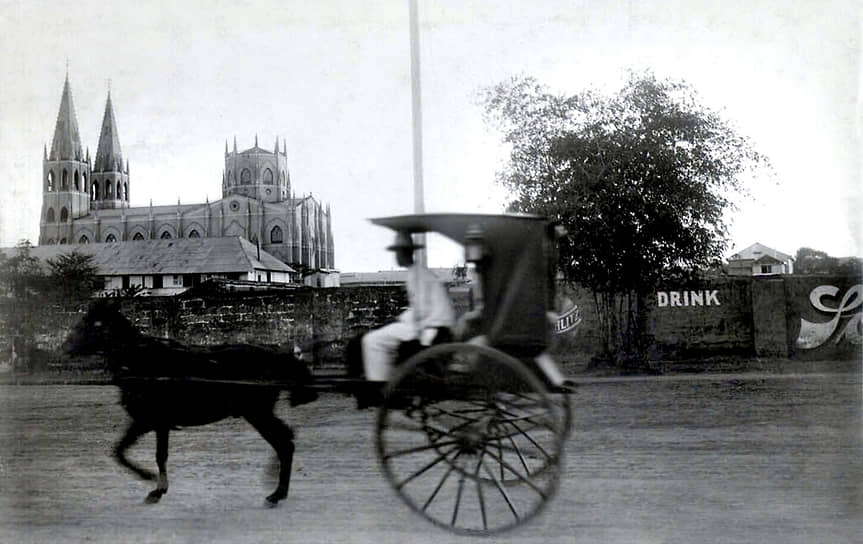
left=375, top=343, right=567, bottom=536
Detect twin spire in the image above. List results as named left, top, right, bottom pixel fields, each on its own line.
left=48, top=74, right=125, bottom=173
left=48, top=74, right=84, bottom=161
left=93, top=90, right=124, bottom=172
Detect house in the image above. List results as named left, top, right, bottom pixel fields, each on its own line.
left=1, top=236, right=295, bottom=296
left=727, top=243, right=794, bottom=276
left=339, top=268, right=468, bottom=286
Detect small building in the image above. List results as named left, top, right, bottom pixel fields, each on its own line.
left=2, top=237, right=295, bottom=296
left=727, top=243, right=794, bottom=276
left=339, top=268, right=463, bottom=287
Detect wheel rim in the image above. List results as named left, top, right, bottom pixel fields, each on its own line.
left=376, top=343, right=566, bottom=535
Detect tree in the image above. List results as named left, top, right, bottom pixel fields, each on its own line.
left=0, top=240, right=47, bottom=372
left=795, top=247, right=863, bottom=276
left=45, top=251, right=101, bottom=308
left=481, top=72, right=768, bottom=368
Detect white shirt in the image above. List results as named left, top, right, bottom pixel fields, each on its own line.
left=397, top=264, right=456, bottom=332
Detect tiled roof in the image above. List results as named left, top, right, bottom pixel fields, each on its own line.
left=2, top=237, right=293, bottom=276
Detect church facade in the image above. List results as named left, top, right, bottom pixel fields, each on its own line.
left=38, top=75, right=335, bottom=272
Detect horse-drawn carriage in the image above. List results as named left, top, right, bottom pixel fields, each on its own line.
left=368, top=213, right=574, bottom=535
left=65, top=212, right=575, bottom=537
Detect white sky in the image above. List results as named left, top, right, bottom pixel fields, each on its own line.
left=0, top=0, right=859, bottom=271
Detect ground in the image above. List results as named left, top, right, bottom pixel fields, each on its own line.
left=0, top=370, right=860, bottom=543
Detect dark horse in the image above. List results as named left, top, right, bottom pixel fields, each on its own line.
left=63, top=299, right=318, bottom=506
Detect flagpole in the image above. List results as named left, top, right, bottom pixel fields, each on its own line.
left=409, top=0, right=427, bottom=267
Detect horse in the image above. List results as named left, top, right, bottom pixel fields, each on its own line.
left=63, top=299, right=318, bottom=507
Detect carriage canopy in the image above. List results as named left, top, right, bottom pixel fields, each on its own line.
left=370, top=213, right=558, bottom=356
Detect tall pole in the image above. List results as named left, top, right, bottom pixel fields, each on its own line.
left=409, top=0, right=427, bottom=266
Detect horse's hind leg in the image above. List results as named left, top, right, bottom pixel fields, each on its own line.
left=114, top=421, right=155, bottom=481
left=145, top=428, right=170, bottom=504
left=245, top=411, right=295, bottom=507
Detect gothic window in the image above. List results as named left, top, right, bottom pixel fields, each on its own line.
left=263, top=168, right=274, bottom=184
left=281, top=171, right=286, bottom=186
left=79, top=235, right=89, bottom=244
left=59, top=238, right=67, bottom=244
left=60, top=207, right=68, bottom=222
left=62, top=169, right=68, bottom=190
left=92, top=181, right=99, bottom=200
left=47, top=171, right=54, bottom=192
left=46, top=208, right=55, bottom=223
left=270, top=226, right=283, bottom=244
left=74, top=170, right=80, bottom=191
left=105, top=181, right=112, bottom=199
left=82, top=173, right=88, bottom=194
left=160, top=231, right=172, bottom=239
left=124, top=182, right=129, bottom=201
left=226, top=170, right=232, bottom=187
left=118, top=183, right=124, bottom=200
left=105, top=234, right=117, bottom=242
left=132, top=232, right=145, bottom=240
left=241, top=168, right=251, bottom=185
left=188, top=230, right=200, bottom=238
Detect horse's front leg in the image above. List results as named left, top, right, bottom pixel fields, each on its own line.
left=145, top=428, right=170, bottom=504
left=245, top=412, right=295, bottom=507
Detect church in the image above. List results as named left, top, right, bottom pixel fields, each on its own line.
left=38, top=74, right=335, bottom=273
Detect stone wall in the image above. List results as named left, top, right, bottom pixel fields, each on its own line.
left=1, top=274, right=860, bottom=376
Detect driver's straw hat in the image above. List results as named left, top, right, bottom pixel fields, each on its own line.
left=387, top=231, right=424, bottom=251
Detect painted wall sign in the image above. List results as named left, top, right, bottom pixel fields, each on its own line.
left=795, top=284, right=862, bottom=349
left=554, top=303, right=582, bottom=334
left=656, top=290, right=720, bottom=307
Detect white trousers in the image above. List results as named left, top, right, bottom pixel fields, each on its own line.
left=361, top=322, right=418, bottom=381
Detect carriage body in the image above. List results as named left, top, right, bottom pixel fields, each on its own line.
left=369, top=213, right=572, bottom=536
left=370, top=212, right=559, bottom=362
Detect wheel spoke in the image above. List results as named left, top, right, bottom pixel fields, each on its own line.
left=395, top=444, right=460, bottom=490
left=472, top=451, right=488, bottom=531
left=481, top=448, right=550, bottom=498
left=480, top=449, right=520, bottom=521
left=503, top=428, right=531, bottom=474
left=451, top=471, right=466, bottom=527
left=421, top=451, right=462, bottom=512
left=382, top=439, right=461, bottom=460
left=500, top=419, right=553, bottom=461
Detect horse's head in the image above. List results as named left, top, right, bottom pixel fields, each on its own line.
left=64, top=298, right=140, bottom=358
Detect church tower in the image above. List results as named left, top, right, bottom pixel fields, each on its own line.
left=90, top=90, right=130, bottom=210
left=223, top=136, right=291, bottom=203
left=40, top=74, right=91, bottom=245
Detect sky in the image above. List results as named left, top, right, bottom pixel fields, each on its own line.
left=0, top=0, right=859, bottom=272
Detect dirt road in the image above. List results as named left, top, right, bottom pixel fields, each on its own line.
left=1, top=372, right=860, bottom=543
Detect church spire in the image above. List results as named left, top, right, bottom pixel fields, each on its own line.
left=49, top=74, right=84, bottom=161
left=94, top=90, right=124, bottom=172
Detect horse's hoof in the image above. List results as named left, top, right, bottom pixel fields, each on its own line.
left=145, top=490, right=165, bottom=504
left=264, top=493, right=285, bottom=508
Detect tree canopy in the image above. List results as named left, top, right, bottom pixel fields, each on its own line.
left=481, top=72, right=769, bottom=365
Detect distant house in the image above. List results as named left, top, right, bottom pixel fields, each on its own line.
left=339, top=268, right=469, bottom=287
left=1, top=236, right=295, bottom=296
left=727, top=243, right=794, bottom=276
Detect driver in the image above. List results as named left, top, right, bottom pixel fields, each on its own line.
left=361, top=231, right=456, bottom=382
